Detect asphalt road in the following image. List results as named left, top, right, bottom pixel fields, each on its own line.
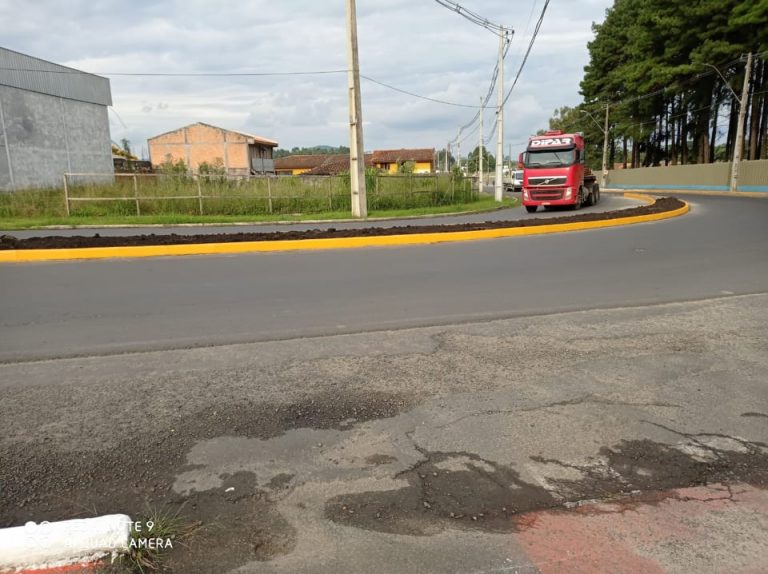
left=1, top=194, right=768, bottom=573
left=0, top=195, right=765, bottom=362
left=2, top=192, right=639, bottom=238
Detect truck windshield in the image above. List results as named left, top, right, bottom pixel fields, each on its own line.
left=526, top=149, right=576, bottom=168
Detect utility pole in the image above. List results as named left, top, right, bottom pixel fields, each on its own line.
left=457, top=127, right=461, bottom=175
left=479, top=97, right=484, bottom=191
left=731, top=52, right=753, bottom=193
left=601, top=104, right=609, bottom=189
left=494, top=26, right=506, bottom=202
left=346, top=0, right=367, bottom=217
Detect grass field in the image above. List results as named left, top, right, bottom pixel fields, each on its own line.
left=0, top=197, right=518, bottom=230
left=0, top=174, right=490, bottom=229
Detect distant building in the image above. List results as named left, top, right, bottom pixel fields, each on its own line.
left=148, top=122, right=277, bottom=176
left=0, top=47, right=113, bottom=191
left=304, top=154, right=374, bottom=176
left=372, top=148, right=435, bottom=174
left=274, top=154, right=329, bottom=175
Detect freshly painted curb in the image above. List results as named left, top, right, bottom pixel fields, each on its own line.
left=0, top=196, right=689, bottom=263
left=605, top=187, right=768, bottom=199
left=0, top=515, right=130, bottom=573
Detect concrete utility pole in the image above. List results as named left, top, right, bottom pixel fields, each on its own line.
left=494, top=26, right=506, bottom=202
left=731, top=52, right=753, bottom=193
left=346, top=0, right=367, bottom=217
left=457, top=127, right=462, bottom=174
left=479, top=97, right=484, bottom=191
left=601, top=104, right=609, bottom=189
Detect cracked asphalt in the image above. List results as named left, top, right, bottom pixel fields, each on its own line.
left=1, top=294, right=768, bottom=572
left=1, top=195, right=767, bottom=572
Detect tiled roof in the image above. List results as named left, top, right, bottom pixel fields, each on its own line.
left=274, top=154, right=330, bottom=170
left=371, top=148, right=435, bottom=164
left=304, top=154, right=374, bottom=176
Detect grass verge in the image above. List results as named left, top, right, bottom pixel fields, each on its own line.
left=0, top=197, right=518, bottom=230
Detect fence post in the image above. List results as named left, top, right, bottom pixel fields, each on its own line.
left=132, top=174, right=141, bottom=216
left=63, top=174, right=70, bottom=217
left=196, top=176, right=204, bottom=215
left=328, top=177, right=333, bottom=211
left=267, top=177, right=273, bottom=214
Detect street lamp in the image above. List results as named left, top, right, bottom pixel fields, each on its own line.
left=701, top=55, right=753, bottom=192
left=580, top=109, right=605, bottom=134
left=701, top=63, right=741, bottom=104
left=581, top=107, right=609, bottom=189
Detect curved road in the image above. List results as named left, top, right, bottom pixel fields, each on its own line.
left=0, top=194, right=766, bottom=362
left=3, top=192, right=639, bottom=238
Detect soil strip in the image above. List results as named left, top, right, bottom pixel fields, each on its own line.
left=0, top=197, right=684, bottom=250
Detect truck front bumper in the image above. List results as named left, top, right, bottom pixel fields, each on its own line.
left=522, top=187, right=577, bottom=206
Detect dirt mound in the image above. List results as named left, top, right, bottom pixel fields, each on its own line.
left=0, top=197, right=685, bottom=250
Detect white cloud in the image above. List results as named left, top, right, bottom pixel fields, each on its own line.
left=1, top=0, right=612, bottom=156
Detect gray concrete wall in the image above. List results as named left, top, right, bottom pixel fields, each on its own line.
left=0, top=85, right=113, bottom=191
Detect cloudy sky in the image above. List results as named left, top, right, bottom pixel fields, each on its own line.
left=1, top=0, right=612, bottom=158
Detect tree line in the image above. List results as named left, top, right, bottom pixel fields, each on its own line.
left=546, top=0, right=767, bottom=170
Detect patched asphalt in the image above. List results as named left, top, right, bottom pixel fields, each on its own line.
left=1, top=294, right=767, bottom=572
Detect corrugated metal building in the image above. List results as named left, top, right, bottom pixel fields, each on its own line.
left=0, top=47, right=113, bottom=191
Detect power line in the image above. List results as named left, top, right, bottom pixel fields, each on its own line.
left=0, top=65, right=491, bottom=109
left=582, top=51, right=767, bottom=112
left=0, top=67, right=350, bottom=77
left=360, top=75, right=482, bottom=108
left=501, top=0, right=550, bottom=107
left=432, top=0, right=505, bottom=34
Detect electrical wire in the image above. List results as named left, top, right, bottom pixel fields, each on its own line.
left=0, top=67, right=350, bottom=77
left=432, top=0, right=506, bottom=34
left=501, top=0, right=550, bottom=107
left=360, top=75, right=482, bottom=108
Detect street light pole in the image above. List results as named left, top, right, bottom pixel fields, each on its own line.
left=581, top=107, right=610, bottom=188
left=494, top=26, right=505, bottom=202
left=479, top=97, right=484, bottom=191
left=346, top=0, right=367, bottom=217
left=457, top=127, right=461, bottom=174
left=601, top=104, right=609, bottom=189
left=731, top=52, right=753, bottom=193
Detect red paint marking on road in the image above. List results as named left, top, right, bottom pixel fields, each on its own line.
left=514, top=483, right=768, bottom=574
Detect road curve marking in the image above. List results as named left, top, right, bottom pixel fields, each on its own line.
left=0, top=195, right=689, bottom=263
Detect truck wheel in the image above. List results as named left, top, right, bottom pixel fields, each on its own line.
left=571, top=188, right=583, bottom=210
left=593, top=184, right=600, bottom=205
left=525, top=205, right=537, bottom=213
left=584, top=187, right=595, bottom=207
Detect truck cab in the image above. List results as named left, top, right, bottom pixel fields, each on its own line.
left=520, top=131, right=599, bottom=213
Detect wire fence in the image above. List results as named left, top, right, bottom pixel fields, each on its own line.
left=49, top=173, right=477, bottom=217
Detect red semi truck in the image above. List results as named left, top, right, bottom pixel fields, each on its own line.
left=520, top=130, right=599, bottom=213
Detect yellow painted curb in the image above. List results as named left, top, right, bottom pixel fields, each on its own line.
left=605, top=188, right=768, bottom=199
left=0, top=199, right=689, bottom=263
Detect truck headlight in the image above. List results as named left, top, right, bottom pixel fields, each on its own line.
left=564, top=187, right=573, bottom=199
left=523, top=188, right=529, bottom=200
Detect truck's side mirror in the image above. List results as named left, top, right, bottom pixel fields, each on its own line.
left=518, top=153, right=524, bottom=167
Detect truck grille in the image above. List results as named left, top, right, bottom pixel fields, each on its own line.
left=531, top=189, right=564, bottom=200
left=528, top=176, right=567, bottom=186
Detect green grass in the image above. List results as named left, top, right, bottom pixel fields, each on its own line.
left=0, top=197, right=518, bottom=230
left=111, top=508, right=198, bottom=573
left=0, top=174, right=493, bottom=228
